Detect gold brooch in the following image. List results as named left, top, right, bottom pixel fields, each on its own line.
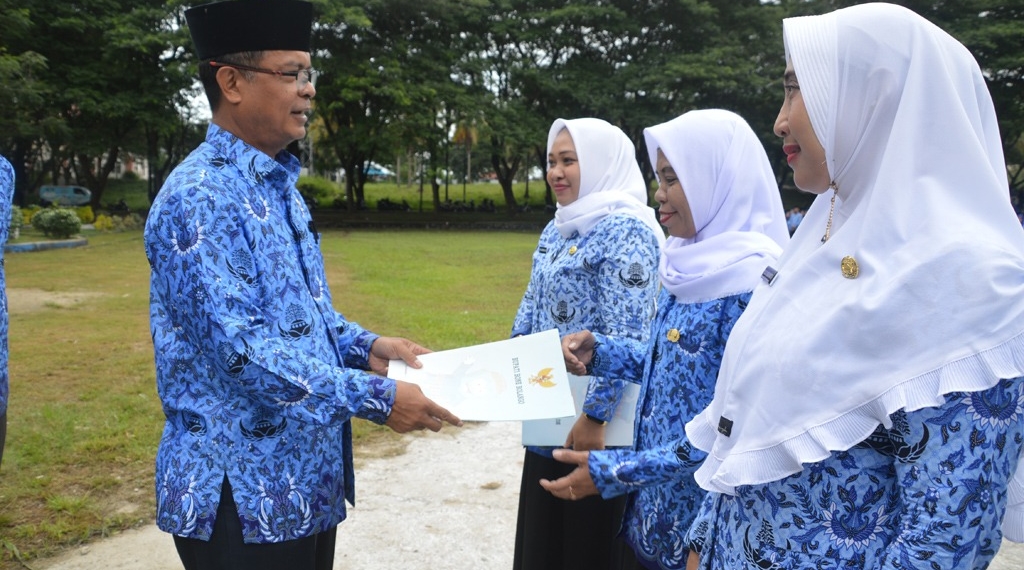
left=569, top=245, right=578, bottom=255
left=666, top=328, right=680, bottom=342
left=841, top=256, right=859, bottom=279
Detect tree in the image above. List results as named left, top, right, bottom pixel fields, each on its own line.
left=0, top=0, right=58, bottom=205
left=314, top=0, right=484, bottom=210
left=3, top=0, right=196, bottom=208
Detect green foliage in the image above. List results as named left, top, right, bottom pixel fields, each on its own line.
left=111, top=213, right=145, bottom=232
left=296, top=178, right=551, bottom=213
left=296, top=176, right=340, bottom=206
left=89, top=212, right=146, bottom=232
left=102, top=178, right=150, bottom=213
left=1, top=0, right=1022, bottom=205
left=22, top=204, right=40, bottom=225
left=93, top=213, right=115, bottom=232
left=10, top=205, right=23, bottom=230
left=1, top=0, right=196, bottom=208
left=75, top=205, right=95, bottom=224
left=30, top=207, right=82, bottom=238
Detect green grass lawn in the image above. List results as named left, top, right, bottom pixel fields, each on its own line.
left=0, top=228, right=539, bottom=566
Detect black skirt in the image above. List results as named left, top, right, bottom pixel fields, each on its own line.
left=513, top=450, right=636, bottom=570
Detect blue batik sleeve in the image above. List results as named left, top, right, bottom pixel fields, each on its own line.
left=589, top=437, right=709, bottom=500
left=588, top=332, right=646, bottom=382
left=330, top=314, right=379, bottom=370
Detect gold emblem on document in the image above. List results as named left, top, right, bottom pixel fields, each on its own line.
left=529, top=368, right=557, bottom=388
left=841, top=256, right=859, bottom=279
left=666, top=328, right=680, bottom=343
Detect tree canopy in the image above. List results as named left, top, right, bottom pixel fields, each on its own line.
left=0, top=0, right=1021, bottom=208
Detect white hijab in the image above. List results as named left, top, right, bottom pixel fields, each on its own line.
left=685, top=2, right=1024, bottom=525
left=550, top=118, right=665, bottom=245
left=644, top=109, right=789, bottom=303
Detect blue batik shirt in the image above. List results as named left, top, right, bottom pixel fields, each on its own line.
left=145, top=124, right=395, bottom=543
left=588, top=290, right=749, bottom=570
left=512, top=215, right=660, bottom=456
left=686, top=377, right=1024, bottom=570
left=0, top=156, right=12, bottom=417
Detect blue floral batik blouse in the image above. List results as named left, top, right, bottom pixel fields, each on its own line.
left=588, top=290, right=749, bottom=569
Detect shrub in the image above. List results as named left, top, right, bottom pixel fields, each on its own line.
left=76, top=205, right=95, bottom=224
left=30, top=208, right=50, bottom=230
left=23, top=204, right=41, bottom=225
left=10, top=206, right=23, bottom=231
left=31, top=207, right=82, bottom=239
left=93, top=214, right=115, bottom=232
left=111, top=213, right=145, bottom=232
left=296, top=176, right=338, bottom=208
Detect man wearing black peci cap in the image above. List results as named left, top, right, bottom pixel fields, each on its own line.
left=143, top=2, right=462, bottom=568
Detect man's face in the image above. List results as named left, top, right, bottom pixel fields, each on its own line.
left=236, top=50, right=315, bottom=156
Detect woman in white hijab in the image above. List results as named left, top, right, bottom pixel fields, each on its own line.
left=512, top=118, right=663, bottom=570
left=684, top=4, right=1024, bottom=569
left=538, top=109, right=788, bottom=570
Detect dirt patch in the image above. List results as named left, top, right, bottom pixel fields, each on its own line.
left=34, top=421, right=524, bottom=570
left=7, top=288, right=105, bottom=315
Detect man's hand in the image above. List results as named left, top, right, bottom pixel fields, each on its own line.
left=539, top=448, right=598, bottom=500
left=368, top=336, right=430, bottom=376
left=386, top=380, right=463, bottom=433
left=562, top=330, right=596, bottom=376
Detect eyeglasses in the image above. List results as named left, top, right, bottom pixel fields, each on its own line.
left=209, top=61, right=318, bottom=90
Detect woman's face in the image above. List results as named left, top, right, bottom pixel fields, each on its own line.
left=774, top=64, right=831, bottom=194
left=653, top=148, right=697, bottom=239
left=547, top=129, right=581, bottom=206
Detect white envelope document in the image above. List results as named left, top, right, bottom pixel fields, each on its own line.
left=388, top=329, right=576, bottom=421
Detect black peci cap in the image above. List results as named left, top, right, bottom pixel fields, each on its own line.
left=185, top=0, right=313, bottom=60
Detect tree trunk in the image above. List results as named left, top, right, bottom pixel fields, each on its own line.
left=491, top=140, right=520, bottom=214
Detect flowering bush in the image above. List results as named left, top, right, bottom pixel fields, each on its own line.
left=75, top=205, right=95, bottom=224
left=93, top=214, right=115, bottom=232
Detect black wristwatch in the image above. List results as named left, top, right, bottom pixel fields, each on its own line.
left=584, top=413, right=608, bottom=426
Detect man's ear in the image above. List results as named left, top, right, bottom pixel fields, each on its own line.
left=216, top=67, right=245, bottom=105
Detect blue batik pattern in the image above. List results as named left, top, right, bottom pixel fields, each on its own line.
left=0, top=156, right=11, bottom=417
left=512, top=215, right=659, bottom=455
left=145, top=125, right=396, bottom=543
left=687, top=377, right=1024, bottom=569
left=588, top=290, right=749, bottom=569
